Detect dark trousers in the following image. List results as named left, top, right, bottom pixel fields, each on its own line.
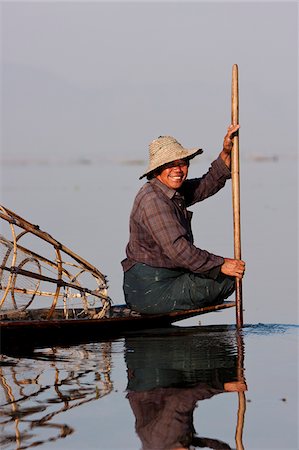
left=123, top=263, right=235, bottom=314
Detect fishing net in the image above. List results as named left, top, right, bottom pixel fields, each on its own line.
left=0, top=205, right=111, bottom=319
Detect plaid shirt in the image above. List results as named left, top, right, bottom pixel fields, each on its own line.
left=122, top=156, right=231, bottom=278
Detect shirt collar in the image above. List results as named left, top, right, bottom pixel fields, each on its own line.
left=149, top=178, right=177, bottom=199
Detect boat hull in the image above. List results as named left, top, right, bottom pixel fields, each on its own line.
left=0, top=302, right=236, bottom=353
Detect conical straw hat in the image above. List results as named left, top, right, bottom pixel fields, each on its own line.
left=139, top=136, right=203, bottom=179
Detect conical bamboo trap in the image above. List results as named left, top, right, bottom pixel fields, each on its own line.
left=0, top=205, right=111, bottom=320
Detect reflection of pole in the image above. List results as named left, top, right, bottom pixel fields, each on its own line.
left=235, top=329, right=246, bottom=450
left=236, top=392, right=246, bottom=450
left=231, top=64, right=243, bottom=328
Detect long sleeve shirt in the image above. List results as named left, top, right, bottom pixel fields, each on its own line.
left=122, top=156, right=231, bottom=278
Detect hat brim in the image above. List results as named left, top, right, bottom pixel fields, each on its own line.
left=139, top=148, right=203, bottom=180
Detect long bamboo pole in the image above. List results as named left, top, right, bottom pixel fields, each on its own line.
left=231, top=64, right=243, bottom=327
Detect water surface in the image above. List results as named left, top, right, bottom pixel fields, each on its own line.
left=0, top=324, right=298, bottom=450
left=1, top=157, right=298, bottom=449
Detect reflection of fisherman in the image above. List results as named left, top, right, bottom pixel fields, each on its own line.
left=125, top=329, right=246, bottom=450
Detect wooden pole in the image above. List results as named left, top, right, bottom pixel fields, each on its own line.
left=231, top=64, right=243, bottom=327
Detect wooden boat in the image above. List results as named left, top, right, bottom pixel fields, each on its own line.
left=0, top=204, right=236, bottom=350
left=0, top=302, right=236, bottom=346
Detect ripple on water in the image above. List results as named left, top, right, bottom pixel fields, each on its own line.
left=242, top=323, right=299, bottom=335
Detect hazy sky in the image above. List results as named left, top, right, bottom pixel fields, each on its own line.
left=1, top=1, right=298, bottom=160
left=0, top=1, right=298, bottom=321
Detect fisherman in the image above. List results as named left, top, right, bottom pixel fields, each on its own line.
left=121, top=125, right=245, bottom=314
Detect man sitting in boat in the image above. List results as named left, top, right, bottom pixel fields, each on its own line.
left=121, top=125, right=245, bottom=314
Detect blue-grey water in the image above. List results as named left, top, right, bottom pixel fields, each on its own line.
left=0, top=157, right=298, bottom=449
left=0, top=324, right=298, bottom=449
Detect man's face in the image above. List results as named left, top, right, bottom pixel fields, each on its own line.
left=156, top=159, right=189, bottom=190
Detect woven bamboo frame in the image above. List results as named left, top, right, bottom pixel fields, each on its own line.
left=0, top=204, right=111, bottom=319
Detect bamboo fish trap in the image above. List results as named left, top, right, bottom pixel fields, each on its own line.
left=0, top=204, right=111, bottom=320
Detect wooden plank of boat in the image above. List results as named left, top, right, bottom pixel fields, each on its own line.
left=0, top=301, right=235, bottom=348
left=0, top=302, right=236, bottom=352
left=0, top=301, right=236, bottom=329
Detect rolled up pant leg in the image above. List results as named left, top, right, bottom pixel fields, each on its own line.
left=123, top=264, right=235, bottom=314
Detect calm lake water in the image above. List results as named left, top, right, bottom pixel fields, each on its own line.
left=1, top=156, right=298, bottom=449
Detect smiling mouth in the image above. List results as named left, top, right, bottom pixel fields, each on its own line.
left=170, top=175, right=184, bottom=181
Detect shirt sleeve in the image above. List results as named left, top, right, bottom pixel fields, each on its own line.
left=183, top=155, right=231, bottom=206
left=141, top=194, right=224, bottom=277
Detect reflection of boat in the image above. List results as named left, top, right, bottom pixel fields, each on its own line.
left=124, top=326, right=247, bottom=450
left=0, top=343, right=113, bottom=449
left=0, top=204, right=236, bottom=350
